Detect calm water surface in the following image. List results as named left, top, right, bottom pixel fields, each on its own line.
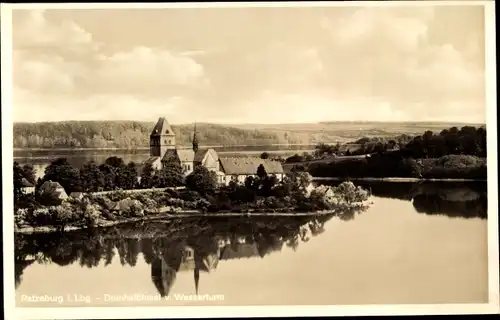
left=15, top=182, right=488, bottom=307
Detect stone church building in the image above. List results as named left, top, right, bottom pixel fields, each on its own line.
left=144, top=117, right=284, bottom=185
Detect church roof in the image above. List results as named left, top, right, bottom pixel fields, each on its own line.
left=161, top=149, right=181, bottom=163
left=151, top=117, right=175, bottom=136
left=194, top=148, right=218, bottom=163
left=194, top=149, right=208, bottom=162
left=177, top=149, right=195, bottom=162
left=219, top=157, right=284, bottom=175
left=144, top=156, right=160, bottom=165
left=21, top=178, right=34, bottom=187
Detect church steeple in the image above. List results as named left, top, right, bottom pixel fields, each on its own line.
left=192, top=122, right=199, bottom=153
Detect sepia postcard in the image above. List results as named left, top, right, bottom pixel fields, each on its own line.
left=2, top=1, right=499, bottom=319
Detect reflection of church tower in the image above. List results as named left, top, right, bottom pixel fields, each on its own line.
left=192, top=248, right=219, bottom=295
left=151, top=257, right=177, bottom=297
left=192, top=122, right=199, bottom=153
left=150, top=117, right=176, bottom=157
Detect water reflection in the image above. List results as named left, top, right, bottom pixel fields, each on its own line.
left=15, top=215, right=338, bottom=293
left=318, top=181, right=487, bottom=219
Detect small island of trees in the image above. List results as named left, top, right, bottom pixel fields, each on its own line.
left=13, top=155, right=371, bottom=233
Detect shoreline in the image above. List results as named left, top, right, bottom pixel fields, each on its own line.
left=311, top=177, right=487, bottom=183
left=14, top=210, right=338, bottom=235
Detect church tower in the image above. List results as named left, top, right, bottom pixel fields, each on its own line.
left=150, top=117, right=176, bottom=157
left=192, top=122, right=199, bottom=153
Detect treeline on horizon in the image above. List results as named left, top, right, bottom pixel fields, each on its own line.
left=13, top=121, right=283, bottom=149
left=13, top=120, right=485, bottom=149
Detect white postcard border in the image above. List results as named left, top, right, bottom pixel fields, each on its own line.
left=2, top=1, right=498, bottom=319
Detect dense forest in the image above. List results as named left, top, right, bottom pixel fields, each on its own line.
left=13, top=121, right=283, bottom=149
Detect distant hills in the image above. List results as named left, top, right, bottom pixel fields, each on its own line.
left=13, top=120, right=485, bottom=149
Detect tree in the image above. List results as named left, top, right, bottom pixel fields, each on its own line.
left=157, top=155, right=184, bottom=187
left=303, top=152, right=314, bottom=161
left=185, top=166, right=217, bottom=196
left=13, top=162, right=25, bottom=203
left=118, top=162, right=139, bottom=189
left=21, top=164, right=37, bottom=185
left=43, top=158, right=81, bottom=193
left=244, top=176, right=256, bottom=189
left=283, top=170, right=312, bottom=196
left=140, top=163, right=155, bottom=188
left=260, top=152, right=270, bottom=159
left=102, top=156, right=129, bottom=189
left=98, top=163, right=116, bottom=190
left=80, top=161, right=105, bottom=192
left=260, top=174, right=278, bottom=197
left=104, top=156, right=125, bottom=168
left=285, top=154, right=304, bottom=163
left=256, top=164, right=267, bottom=179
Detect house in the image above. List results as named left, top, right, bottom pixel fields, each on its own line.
left=218, top=157, right=285, bottom=185
left=69, top=192, right=84, bottom=200
left=20, top=178, right=35, bottom=194
left=37, top=181, right=68, bottom=204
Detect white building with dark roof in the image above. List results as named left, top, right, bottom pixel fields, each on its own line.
left=219, top=157, right=284, bottom=185
left=144, top=117, right=285, bottom=185
left=20, top=178, right=35, bottom=194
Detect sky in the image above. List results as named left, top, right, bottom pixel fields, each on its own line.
left=10, top=4, right=487, bottom=124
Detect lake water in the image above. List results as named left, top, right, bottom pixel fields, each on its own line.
left=15, top=181, right=488, bottom=307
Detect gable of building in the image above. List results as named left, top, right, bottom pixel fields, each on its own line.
left=177, top=149, right=195, bottom=163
